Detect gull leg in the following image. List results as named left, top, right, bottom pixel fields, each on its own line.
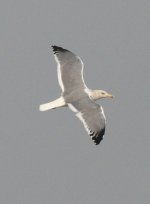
left=39, top=97, right=66, bottom=111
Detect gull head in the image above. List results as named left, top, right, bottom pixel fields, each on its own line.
left=91, top=90, right=114, bottom=101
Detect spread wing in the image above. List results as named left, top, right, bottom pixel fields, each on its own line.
left=52, top=45, right=87, bottom=94
left=68, top=97, right=106, bottom=145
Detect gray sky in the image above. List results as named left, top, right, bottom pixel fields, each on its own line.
left=1, top=0, right=150, bottom=203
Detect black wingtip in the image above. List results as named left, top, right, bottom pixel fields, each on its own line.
left=92, top=128, right=105, bottom=145
left=51, top=45, right=68, bottom=54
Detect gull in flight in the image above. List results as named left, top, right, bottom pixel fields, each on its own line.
left=39, top=46, right=113, bottom=145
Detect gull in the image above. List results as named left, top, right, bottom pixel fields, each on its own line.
left=39, top=46, right=113, bottom=145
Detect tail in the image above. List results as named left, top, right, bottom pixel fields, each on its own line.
left=39, top=97, right=66, bottom=112
left=39, top=102, right=56, bottom=111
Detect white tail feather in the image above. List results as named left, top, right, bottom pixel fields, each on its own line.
left=39, top=97, right=66, bottom=111
left=39, top=102, right=56, bottom=111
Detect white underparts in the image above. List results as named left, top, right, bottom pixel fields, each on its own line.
left=84, top=88, right=94, bottom=100
left=68, top=103, right=78, bottom=112
left=101, top=106, right=106, bottom=121
left=39, top=97, right=66, bottom=111
left=68, top=103, right=91, bottom=135
left=76, top=112, right=91, bottom=134
left=55, top=55, right=65, bottom=92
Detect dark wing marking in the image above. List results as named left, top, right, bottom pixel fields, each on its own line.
left=69, top=97, right=106, bottom=145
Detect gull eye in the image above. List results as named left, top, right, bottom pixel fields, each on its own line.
left=101, top=92, right=105, bottom=95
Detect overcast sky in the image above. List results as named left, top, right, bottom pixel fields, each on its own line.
left=0, top=0, right=150, bottom=203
